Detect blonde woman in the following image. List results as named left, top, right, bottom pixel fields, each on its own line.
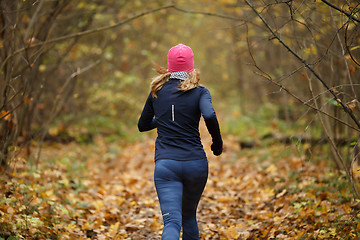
left=138, top=44, right=223, bottom=240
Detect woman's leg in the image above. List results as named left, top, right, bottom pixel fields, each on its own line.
left=154, top=160, right=183, bottom=240
left=181, top=159, right=208, bottom=240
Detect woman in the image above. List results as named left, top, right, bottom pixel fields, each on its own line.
left=138, top=43, right=223, bottom=240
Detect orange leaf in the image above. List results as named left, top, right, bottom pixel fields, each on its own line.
left=0, top=110, right=11, bottom=120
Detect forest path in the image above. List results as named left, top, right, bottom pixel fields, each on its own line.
left=1, top=131, right=358, bottom=239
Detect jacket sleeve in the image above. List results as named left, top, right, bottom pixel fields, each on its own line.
left=199, top=88, right=223, bottom=155
left=138, top=93, right=157, bottom=132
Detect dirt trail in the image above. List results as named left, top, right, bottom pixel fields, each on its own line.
left=1, top=132, right=358, bottom=239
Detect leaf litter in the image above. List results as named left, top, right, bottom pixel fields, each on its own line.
left=1, top=131, right=360, bottom=239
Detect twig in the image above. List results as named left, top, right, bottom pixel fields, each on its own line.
left=321, top=0, right=360, bottom=23
left=304, top=84, right=360, bottom=105
left=308, top=74, right=359, bottom=199
left=1, top=4, right=175, bottom=71
left=345, top=20, right=360, bottom=68
left=329, top=6, right=359, bottom=111
left=244, top=0, right=360, bottom=130
left=245, top=24, right=359, bottom=132
left=35, top=60, right=100, bottom=168
left=172, top=5, right=243, bottom=21
left=24, top=0, right=45, bottom=40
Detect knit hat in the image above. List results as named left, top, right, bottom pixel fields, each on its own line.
left=167, top=44, right=194, bottom=73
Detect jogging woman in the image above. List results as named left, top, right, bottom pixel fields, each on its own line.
left=138, top=43, right=223, bottom=240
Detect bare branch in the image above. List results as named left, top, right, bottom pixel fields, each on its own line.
left=172, top=5, right=244, bottom=21
left=329, top=7, right=359, bottom=110
left=1, top=4, right=175, bottom=71
left=35, top=60, right=101, bottom=168
left=245, top=0, right=360, bottom=130
left=24, top=0, right=45, bottom=40
left=345, top=21, right=360, bottom=68
left=251, top=70, right=360, bottom=132
left=308, top=74, right=360, bottom=199
left=245, top=18, right=360, bottom=132
left=321, top=0, right=360, bottom=23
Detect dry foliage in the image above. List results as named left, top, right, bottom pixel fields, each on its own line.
left=1, top=131, right=360, bottom=239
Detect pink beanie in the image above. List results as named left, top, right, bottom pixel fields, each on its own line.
left=167, top=44, right=194, bottom=73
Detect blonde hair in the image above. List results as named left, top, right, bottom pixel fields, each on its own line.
left=150, top=64, right=200, bottom=98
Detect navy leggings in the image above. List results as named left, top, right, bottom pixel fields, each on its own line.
left=154, top=159, right=208, bottom=240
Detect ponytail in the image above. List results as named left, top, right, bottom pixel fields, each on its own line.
left=150, top=64, right=171, bottom=98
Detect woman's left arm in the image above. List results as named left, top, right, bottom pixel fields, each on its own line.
left=199, top=88, right=223, bottom=156
left=138, top=93, right=157, bottom=132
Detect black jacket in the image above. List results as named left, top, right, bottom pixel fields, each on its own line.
left=138, top=78, right=222, bottom=161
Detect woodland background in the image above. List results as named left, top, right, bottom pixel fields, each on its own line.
left=1, top=0, right=360, bottom=239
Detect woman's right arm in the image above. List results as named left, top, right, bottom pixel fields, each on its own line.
left=138, top=93, right=157, bottom=132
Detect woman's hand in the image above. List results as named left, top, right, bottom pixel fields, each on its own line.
left=211, top=142, right=223, bottom=156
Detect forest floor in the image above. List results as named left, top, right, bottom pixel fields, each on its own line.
left=1, top=129, right=360, bottom=239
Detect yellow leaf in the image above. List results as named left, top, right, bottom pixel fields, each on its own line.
left=218, top=196, right=233, bottom=203
left=109, top=222, right=120, bottom=237
left=48, top=127, right=59, bottom=136
left=261, top=187, right=275, bottom=200
left=77, top=2, right=86, bottom=8
left=60, top=178, right=69, bottom=187
left=273, top=216, right=283, bottom=223
left=118, top=197, right=125, bottom=205
left=66, top=222, right=77, bottom=231
left=343, top=204, right=351, bottom=214
left=311, top=44, right=317, bottom=55
left=93, top=200, right=104, bottom=211
left=149, top=217, right=161, bottom=232
left=266, top=164, right=277, bottom=174
left=143, top=199, right=156, bottom=207
left=224, top=226, right=240, bottom=239
left=350, top=45, right=360, bottom=51
left=81, top=222, right=92, bottom=231
left=328, top=227, right=336, bottom=236
left=41, top=189, right=56, bottom=200
left=39, top=65, right=46, bottom=72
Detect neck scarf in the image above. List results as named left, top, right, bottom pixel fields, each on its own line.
left=170, top=71, right=189, bottom=81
